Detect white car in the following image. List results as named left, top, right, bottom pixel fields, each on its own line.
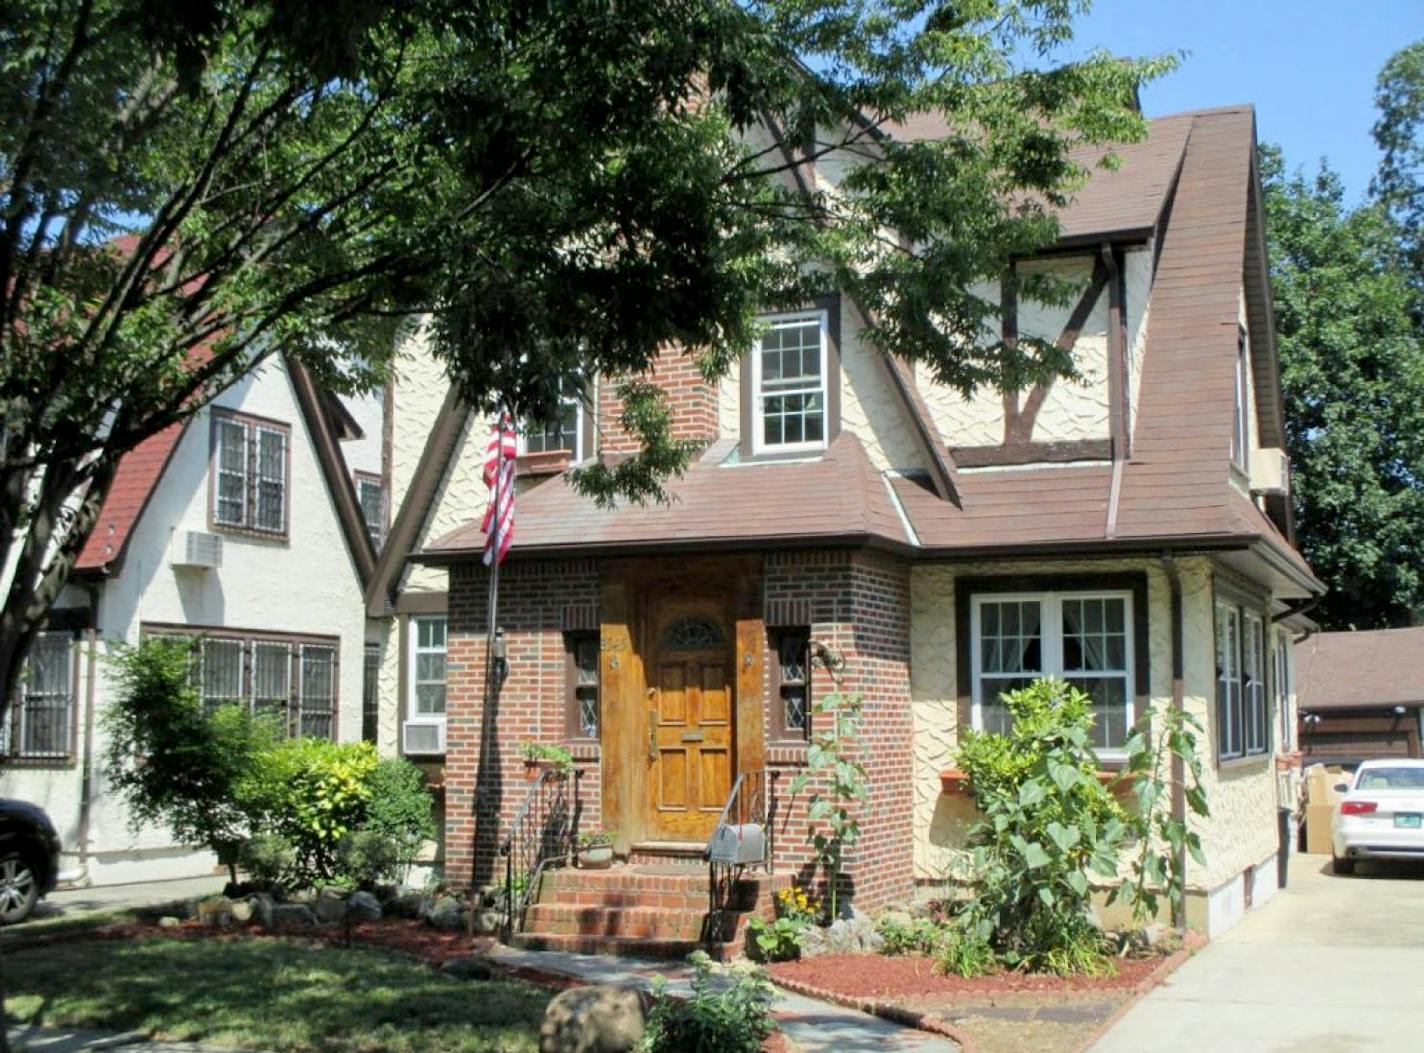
left=1330, top=759, right=1424, bottom=875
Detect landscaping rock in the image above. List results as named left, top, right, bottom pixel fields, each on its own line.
left=157, top=916, right=182, bottom=929
left=348, top=890, right=383, bottom=923
left=249, top=894, right=275, bottom=929
left=389, top=892, right=424, bottom=919
left=314, top=892, right=349, bottom=925
left=229, top=899, right=254, bottom=924
left=470, top=909, right=503, bottom=936
left=428, top=908, right=467, bottom=931
left=804, top=908, right=883, bottom=957
left=271, top=904, right=318, bottom=931
left=373, top=883, right=400, bottom=904
left=197, top=896, right=235, bottom=927
left=539, top=984, right=645, bottom=1053
left=476, top=884, right=501, bottom=909
left=441, top=956, right=495, bottom=981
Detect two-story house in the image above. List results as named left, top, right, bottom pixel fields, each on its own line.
left=377, top=104, right=1321, bottom=947
left=3, top=355, right=379, bottom=886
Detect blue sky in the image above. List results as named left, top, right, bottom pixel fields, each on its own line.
left=1055, top=0, right=1424, bottom=202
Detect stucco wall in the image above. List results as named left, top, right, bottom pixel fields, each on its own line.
left=914, top=256, right=1115, bottom=449
left=1124, top=249, right=1152, bottom=447
left=908, top=555, right=1284, bottom=906
left=2, top=358, right=370, bottom=885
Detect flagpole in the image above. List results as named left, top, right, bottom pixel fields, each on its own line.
left=474, top=410, right=507, bottom=924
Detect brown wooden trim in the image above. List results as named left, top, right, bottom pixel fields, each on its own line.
left=954, top=572, right=1151, bottom=729
left=287, top=357, right=378, bottom=586
left=1104, top=244, right=1130, bottom=459
left=366, top=387, right=465, bottom=617
left=739, top=294, right=842, bottom=460
left=516, top=450, right=572, bottom=477
left=952, top=439, right=1113, bottom=468
left=207, top=407, right=292, bottom=541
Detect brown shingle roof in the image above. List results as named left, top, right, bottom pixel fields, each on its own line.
left=424, top=432, right=911, bottom=558
left=1296, top=629, right=1424, bottom=711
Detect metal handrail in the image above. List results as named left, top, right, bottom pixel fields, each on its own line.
left=498, top=767, right=572, bottom=940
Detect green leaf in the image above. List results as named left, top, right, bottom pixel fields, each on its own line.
left=1046, top=821, right=1080, bottom=854
left=1066, top=870, right=1089, bottom=897
left=1022, top=841, right=1051, bottom=869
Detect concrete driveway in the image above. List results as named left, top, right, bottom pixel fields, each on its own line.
left=1091, top=854, right=1424, bottom=1053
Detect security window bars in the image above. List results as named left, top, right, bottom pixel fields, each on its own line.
left=771, top=628, right=811, bottom=740
left=11, top=632, right=74, bottom=761
left=1216, top=599, right=1269, bottom=762
left=754, top=312, right=827, bottom=453
left=143, top=626, right=338, bottom=740
left=210, top=412, right=289, bottom=536
left=411, top=616, right=447, bottom=717
left=567, top=631, right=600, bottom=739
left=971, top=592, right=1134, bottom=751
left=356, top=474, right=386, bottom=548
left=362, top=642, right=380, bottom=743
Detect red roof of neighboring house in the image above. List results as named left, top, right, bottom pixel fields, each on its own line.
left=1296, top=629, right=1424, bottom=711
left=76, top=420, right=188, bottom=571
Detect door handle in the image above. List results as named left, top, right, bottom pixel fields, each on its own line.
left=648, top=709, right=658, bottom=761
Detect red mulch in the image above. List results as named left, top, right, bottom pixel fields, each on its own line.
left=768, top=951, right=1170, bottom=999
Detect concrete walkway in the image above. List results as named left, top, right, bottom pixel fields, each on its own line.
left=489, top=945, right=961, bottom=1053
left=1090, top=854, right=1424, bottom=1052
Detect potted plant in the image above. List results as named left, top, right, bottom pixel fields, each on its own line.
left=520, top=741, right=574, bottom=780
left=577, top=829, right=615, bottom=868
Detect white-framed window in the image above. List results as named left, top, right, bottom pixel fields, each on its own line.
left=410, top=616, right=447, bottom=719
left=519, top=382, right=585, bottom=460
left=970, top=590, right=1134, bottom=752
left=1274, top=630, right=1294, bottom=751
left=1215, top=598, right=1270, bottom=761
left=1232, top=329, right=1250, bottom=471
left=355, top=472, right=386, bottom=548
left=211, top=411, right=289, bottom=536
left=752, top=310, right=829, bottom=454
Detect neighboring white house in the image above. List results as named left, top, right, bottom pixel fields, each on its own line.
left=2, top=354, right=378, bottom=886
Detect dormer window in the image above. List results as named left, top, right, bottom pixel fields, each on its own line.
left=1232, top=327, right=1250, bottom=471
left=518, top=380, right=587, bottom=462
left=752, top=311, right=829, bottom=454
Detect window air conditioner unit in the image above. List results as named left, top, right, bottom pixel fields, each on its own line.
left=171, top=530, right=223, bottom=569
left=1249, top=447, right=1289, bottom=497
left=402, top=720, right=446, bottom=756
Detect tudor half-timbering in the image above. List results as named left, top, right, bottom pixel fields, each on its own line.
left=391, top=104, right=1320, bottom=944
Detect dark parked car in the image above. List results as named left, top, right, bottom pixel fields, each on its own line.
left=0, top=799, right=61, bottom=923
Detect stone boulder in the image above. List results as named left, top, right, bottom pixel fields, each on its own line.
left=157, top=916, right=182, bottom=929
left=271, top=903, right=318, bottom=931
left=802, top=907, right=883, bottom=957
left=539, top=985, right=645, bottom=1053
left=388, top=892, right=424, bottom=920
left=428, top=907, right=467, bottom=931
left=348, top=891, right=383, bottom=924
left=470, top=909, right=503, bottom=936
left=248, top=893, right=275, bottom=929
left=196, top=897, right=235, bottom=927
left=314, top=890, right=349, bottom=925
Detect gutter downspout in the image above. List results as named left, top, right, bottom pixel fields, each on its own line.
left=1159, top=554, right=1188, bottom=934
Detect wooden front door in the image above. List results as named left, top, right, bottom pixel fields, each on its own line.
left=646, top=603, right=735, bottom=841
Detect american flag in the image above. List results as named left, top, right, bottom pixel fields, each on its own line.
left=481, top=413, right=517, bottom=566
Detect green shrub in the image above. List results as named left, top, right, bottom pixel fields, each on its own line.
left=239, top=832, right=300, bottom=891
left=336, top=828, right=405, bottom=887
left=876, top=914, right=944, bottom=957
left=236, top=738, right=380, bottom=887
left=104, top=639, right=279, bottom=882
left=931, top=925, right=997, bottom=978
left=356, top=758, right=437, bottom=875
left=639, top=952, right=776, bottom=1053
left=955, top=678, right=1126, bottom=976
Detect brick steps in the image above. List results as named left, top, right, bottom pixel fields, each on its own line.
left=516, top=862, right=793, bottom=959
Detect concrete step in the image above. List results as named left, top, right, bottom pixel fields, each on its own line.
left=510, top=931, right=744, bottom=961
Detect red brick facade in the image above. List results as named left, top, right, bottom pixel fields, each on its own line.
left=595, top=345, right=719, bottom=453
left=443, top=548, right=916, bottom=912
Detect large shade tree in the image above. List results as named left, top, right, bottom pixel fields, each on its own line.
left=1, top=0, right=1167, bottom=730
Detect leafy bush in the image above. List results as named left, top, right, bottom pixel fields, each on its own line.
left=336, top=829, right=405, bottom=887
left=356, top=758, right=437, bottom=876
left=876, top=914, right=944, bottom=957
left=237, top=738, right=380, bottom=886
left=931, top=925, right=997, bottom=978
left=239, top=832, right=299, bottom=892
left=748, top=884, right=819, bottom=962
left=104, top=639, right=279, bottom=882
left=639, top=952, right=776, bottom=1053
left=955, top=679, right=1126, bottom=976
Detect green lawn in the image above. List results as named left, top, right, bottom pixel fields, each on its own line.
left=3, top=936, right=551, bottom=1053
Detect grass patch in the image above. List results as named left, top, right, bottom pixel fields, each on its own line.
left=4, top=936, right=551, bottom=1053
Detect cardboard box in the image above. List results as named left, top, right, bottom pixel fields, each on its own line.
left=1305, top=764, right=1348, bottom=806
left=1305, top=802, right=1336, bottom=855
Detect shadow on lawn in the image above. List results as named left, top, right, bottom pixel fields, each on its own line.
left=4, top=937, right=551, bottom=1053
